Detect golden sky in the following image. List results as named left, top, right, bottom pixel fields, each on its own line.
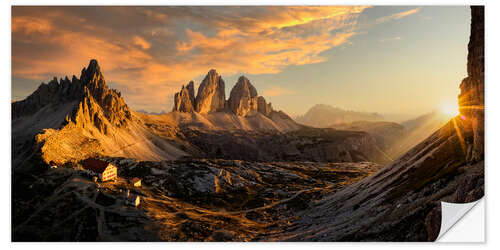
left=11, top=6, right=469, bottom=116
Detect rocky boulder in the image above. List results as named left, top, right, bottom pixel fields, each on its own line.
left=195, top=69, right=226, bottom=114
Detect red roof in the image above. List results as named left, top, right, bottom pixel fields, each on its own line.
left=83, top=158, right=110, bottom=173
left=131, top=177, right=141, bottom=183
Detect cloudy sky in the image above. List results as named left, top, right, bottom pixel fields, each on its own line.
left=11, top=6, right=470, bottom=116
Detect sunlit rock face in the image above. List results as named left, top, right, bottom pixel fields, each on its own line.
left=195, top=69, right=226, bottom=114
left=172, top=72, right=276, bottom=117
left=458, top=6, right=484, bottom=162
left=173, top=81, right=196, bottom=112
left=69, top=59, right=132, bottom=135
left=12, top=59, right=131, bottom=134
left=227, top=76, right=259, bottom=116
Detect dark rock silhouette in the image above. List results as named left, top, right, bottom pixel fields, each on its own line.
left=458, top=6, right=484, bottom=163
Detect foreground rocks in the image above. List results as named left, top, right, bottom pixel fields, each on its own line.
left=12, top=158, right=382, bottom=241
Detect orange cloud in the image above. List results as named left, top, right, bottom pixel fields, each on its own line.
left=12, top=6, right=368, bottom=112
left=12, top=16, right=53, bottom=34
left=133, top=36, right=151, bottom=50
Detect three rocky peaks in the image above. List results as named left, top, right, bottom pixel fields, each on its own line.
left=173, top=69, right=273, bottom=117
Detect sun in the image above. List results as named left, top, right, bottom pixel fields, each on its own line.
left=439, top=100, right=460, bottom=117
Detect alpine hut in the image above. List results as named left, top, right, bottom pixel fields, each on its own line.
left=82, top=158, right=118, bottom=182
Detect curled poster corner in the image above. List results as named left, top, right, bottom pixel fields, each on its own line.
left=436, top=198, right=484, bottom=242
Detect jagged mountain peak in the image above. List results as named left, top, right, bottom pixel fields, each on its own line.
left=12, top=75, right=83, bottom=119
left=207, top=68, right=218, bottom=76
left=80, top=59, right=104, bottom=85
left=12, top=59, right=131, bottom=134
left=80, top=59, right=110, bottom=98
left=194, top=69, right=226, bottom=113
left=227, top=76, right=259, bottom=116
left=233, top=75, right=258, bottom=97
left=173, top=70, right=276, bottom=117
left=173, top=80, right=196, bottom=112
left=73, top=60, right=131, bottom=132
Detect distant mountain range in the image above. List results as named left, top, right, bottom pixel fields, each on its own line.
left=294, top=104, right=384, bottom=128
left=137, top=109, right=167, bottom=115
left=328, top=110, right=450, bottom=160
left=298, top=103, right=451, bottom=160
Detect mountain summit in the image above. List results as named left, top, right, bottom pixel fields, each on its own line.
left=173, top=71, right=274, bottom=117
left=12, top=59, right=131, bottom=134
left=173, top=81, right=196, bottom=112
left=73, top=59, right=131, bottom=133
left=194, top=69, right=226, bottom=113
left=12, top=59, right=186, bottom=167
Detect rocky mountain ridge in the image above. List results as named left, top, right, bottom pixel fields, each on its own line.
left=71, top=60, right=132, bottom=134
left=12, top=59, right=132, bottom=135
left=12, top=60, right=187, bottom=168
left=13, top=59, right=394, bottom=168
left=12, top=76, right=83, bottom=120
left=173, top=70, right=275, bottom=117
left=295, top=104, right=384, bottom=128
